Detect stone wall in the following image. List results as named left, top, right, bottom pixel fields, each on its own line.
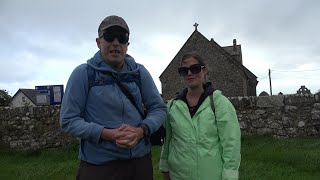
left=0, top=93, right=319, bottom=150
left=230, top=93, right=320, bottom=137
left=0, top=106, right=74, bottom=151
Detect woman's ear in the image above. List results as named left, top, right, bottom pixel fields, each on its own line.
left=203, top=66, right=208, bottom=75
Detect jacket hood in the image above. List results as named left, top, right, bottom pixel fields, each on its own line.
left=175, top=82, right=216, bottom=100
left=86, top=50, right=140, bottom=74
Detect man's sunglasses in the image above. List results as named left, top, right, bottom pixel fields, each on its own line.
left=178, top=64, right=204, bottom=76
left=102, top=33, right=129, bottom=44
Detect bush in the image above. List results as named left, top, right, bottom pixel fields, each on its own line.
left=0, top=89, right=12, bottom=106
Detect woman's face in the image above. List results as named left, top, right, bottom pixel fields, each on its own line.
left=180, top=57, right=207, bottom=89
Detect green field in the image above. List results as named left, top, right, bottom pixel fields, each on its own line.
left=0, top=136, right=319, bottom=180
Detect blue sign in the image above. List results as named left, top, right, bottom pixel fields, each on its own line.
left=35, top=85, right=64, bottom=105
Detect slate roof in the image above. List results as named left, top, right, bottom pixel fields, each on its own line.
left=160, top=30, right=257, bottom=80
left=12, top=89, right=37, bottom=105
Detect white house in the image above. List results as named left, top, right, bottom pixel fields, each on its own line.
left=10, top=89, right=37, bottom=107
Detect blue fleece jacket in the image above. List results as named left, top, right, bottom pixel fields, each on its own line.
left=60, top=51, right=167, bottom=164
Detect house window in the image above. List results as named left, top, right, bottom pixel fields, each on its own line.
left=22, top=97, right=26, bottom=102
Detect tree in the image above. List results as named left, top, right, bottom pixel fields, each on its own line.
left=0, top=89, right=12, bottom=106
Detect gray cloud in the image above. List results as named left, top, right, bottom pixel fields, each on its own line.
left=0, top=0, right=319, bottom=94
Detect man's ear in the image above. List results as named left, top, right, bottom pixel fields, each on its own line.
left=96, top=38, right=101, bottom=49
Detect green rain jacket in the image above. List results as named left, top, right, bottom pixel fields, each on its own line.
left=160, top=89, right=241, bottom=180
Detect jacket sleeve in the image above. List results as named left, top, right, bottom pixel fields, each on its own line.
left=159, top=100, right=173, bottom=172
left=215, top=93, right=241, bottom=180
left=60, top=65, right=104, bottom=144
left=138, top=65, right=167, bottom=133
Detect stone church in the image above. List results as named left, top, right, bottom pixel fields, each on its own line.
left=160, top=24, right=258, bottom=100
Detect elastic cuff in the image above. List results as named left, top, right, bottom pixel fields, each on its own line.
left=222, top=169, right=239, bottom=179
left=138, top=123, right=151, bottom=145
left=138, top=123, right=150, bottom=137
left=94, top=124, right=105, bottom=144
left=159, top=159, right=169, bottom=172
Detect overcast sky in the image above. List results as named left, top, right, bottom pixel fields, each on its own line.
left=1, top=0, right=319, bottom=96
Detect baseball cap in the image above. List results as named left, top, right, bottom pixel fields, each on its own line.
left=98, top=15, right=130, bottom=37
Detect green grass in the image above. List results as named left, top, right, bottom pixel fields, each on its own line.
left=0, top=136, right=319, bottom=180
left=0, top=143, right=79, bottom=180
left=240, top=136, right=320, bottom=180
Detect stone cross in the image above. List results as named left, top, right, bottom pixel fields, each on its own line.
left=297, top=85, right=311, bottom=95
left=193, top=23, right=199, bottom=30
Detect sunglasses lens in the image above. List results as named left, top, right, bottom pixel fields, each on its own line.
left=178, top=67, right=189, bottom=76
left=178, top=64, right=203, bottom=76
left=103, top=33, right=129, bottom=44
left=103, top=34, right=114, bottom=42
left=117, top=35, right=129, bottom=44
left=189, top=64, right=202, bottom=74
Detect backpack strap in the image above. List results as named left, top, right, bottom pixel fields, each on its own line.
left=209, top=93, right=217, bottom=120
left=81, top=65, right=96, bottom=117
left=209, top=93, right=218, bottom=138
left=168, top=99, right=175, bottom=109
left=87, top=65, right=96, bottom=91
left=111, top=75, right=146, bottom=119
left=209, top=93, right=215, bottom=114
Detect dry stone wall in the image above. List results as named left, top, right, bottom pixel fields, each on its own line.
left=0, top=106, right=74, bottom=150
left=0, top=93, right=319, bottom=150
left=230, top=93, right=320, bottom=138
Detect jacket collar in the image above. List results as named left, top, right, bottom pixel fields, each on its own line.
left=174, top=82, right=216, bottom=117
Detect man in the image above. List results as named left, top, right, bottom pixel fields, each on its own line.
left=60, top=15, right=167, bottom=180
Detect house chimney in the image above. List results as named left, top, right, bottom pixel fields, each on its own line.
left=233, top=39, right=237, bottom=52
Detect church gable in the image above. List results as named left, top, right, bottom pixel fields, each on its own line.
left=160, top=29, right=258, bottom=100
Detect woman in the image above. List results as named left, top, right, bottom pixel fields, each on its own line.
left=159, top=52, right=241, bottom=180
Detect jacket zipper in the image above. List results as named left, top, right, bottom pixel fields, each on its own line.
left=120, top=87, right=132, bottom=158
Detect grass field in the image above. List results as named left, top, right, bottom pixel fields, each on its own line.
left=0, top=136, right=319, bottom=180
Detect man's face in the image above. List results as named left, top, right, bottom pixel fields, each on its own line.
left=96, top=26, right=129, bottom=70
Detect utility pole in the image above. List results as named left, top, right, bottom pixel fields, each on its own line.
left=269, top=69, right=272, bottom=95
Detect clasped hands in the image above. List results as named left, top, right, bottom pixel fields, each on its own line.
left=101, top=124, right=144, bottom=149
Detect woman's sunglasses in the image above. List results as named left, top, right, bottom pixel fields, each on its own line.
left=178, top=64, right=204, bottom=76
left=103, top=33, right=129, bottom=44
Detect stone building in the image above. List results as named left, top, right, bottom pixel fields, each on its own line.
left=10, top=89, right=37, bottom=107
left=160, top=26, right=258, bottom=100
